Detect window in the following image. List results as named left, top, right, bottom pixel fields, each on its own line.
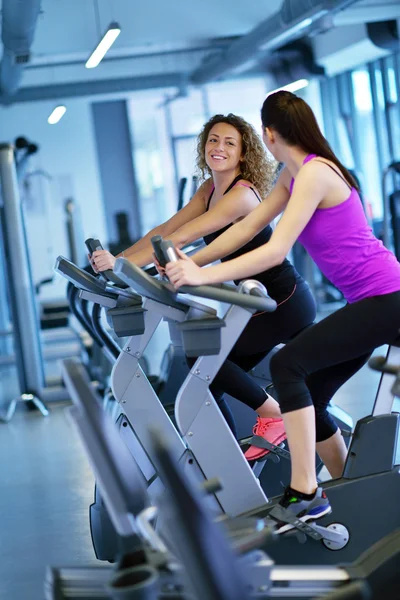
left=166, top=89, right=206, bottom=201
left=127, top=91, right=177, bottom=233
left=383, top=55, right=400, bottom=161
left=174, top=136, right=199, bottom=205
left=206, top=78, right=268, bottom=133
left=351, top=69, right=383, bottom=219
left=169, top=89, right=206, bottom=137
left=369, top=62, right=391, bottom=170
left=387, top=64, right=398, bottom=103
left=298, top=79, right=325, bottom=133
left=320, top=77, right=355, bottom=169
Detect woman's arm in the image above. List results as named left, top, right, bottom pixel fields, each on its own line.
left=166, top=163, right=327, bottom=287
left=123, top=180, right=260, bottom=266
left=122, top=180, right=211, bottom=260
left=191, top=169, right=291, bottom=267
left=164, top=183, right=261, bottom=247
left=122, top=182, right=264, bottom=267
left=92, top=180, right=211, bottom=271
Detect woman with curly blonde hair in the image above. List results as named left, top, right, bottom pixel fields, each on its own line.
left=93, top=113, right=316, bottom=451
left=195, top=113, right=275, bottom=197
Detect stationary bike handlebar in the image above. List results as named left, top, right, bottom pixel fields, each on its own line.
left=85, top=238, right=129, bottom=287
left=111, top=236, right=277, bottom=313
left=150, top=236, right=277, bottom=310
left=55, top=256, right=141, bottom=305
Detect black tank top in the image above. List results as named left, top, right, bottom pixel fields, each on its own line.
left=203, top=175, right=306, bottom=303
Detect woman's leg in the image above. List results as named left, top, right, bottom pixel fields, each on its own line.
left=210, top=285, right=316, bottom=409
left=206, top=354, right=282, bottom=415
left=186, top=352, right=280, bottom=426
left=227, top=349, right=282, bottom=418
left=215, top=398, right=238, bottom=438
left=316, top=430, right=348, bottom=479
left=185, top=284, right=315, bottom=452
left=269, top=292, right=400, bottom=509
left=278, top=406, right=317, bottom=493
left=306, top=353, right=371, bottom=478
left=186, top=285, right=315, bottom=431
left=228, top=286, right=316, bottom=457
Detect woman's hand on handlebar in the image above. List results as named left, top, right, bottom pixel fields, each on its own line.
left=88, top=253, right=99, bottom=273
left=92, top=249, right=116, bottom=272
left=165, top=248, right=205, bottom=288
left=153, top=254, right=166, bottom=277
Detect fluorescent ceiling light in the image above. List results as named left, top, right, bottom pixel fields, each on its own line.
left=267, top=79, right=309, bottom=96
left=86, top=22, right=121, bottom=69
left=297, top=17, right=313, bottom=30
left=48, top=105, right=67, bottom=124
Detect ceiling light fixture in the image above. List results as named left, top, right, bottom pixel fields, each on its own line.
left=48, top=105, right=67, bottom=124
left=85, top=21, right=121, bottom=69
left=267, top=79, right=309, bottom=96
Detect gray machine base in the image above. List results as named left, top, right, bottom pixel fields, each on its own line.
left=259, top=468, right=400, bottom=566
left=256, top=412, right=400, bottom=565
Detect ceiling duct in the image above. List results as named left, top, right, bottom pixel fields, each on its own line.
left=0, top=0, right=42, bottom=97
left=190, top=0, right=360, bottom=85
left=367, top=20, right=399, bottom=51
left=267, top=41, right=325, bottom=87
left=1, top=73, right=187, bottom=105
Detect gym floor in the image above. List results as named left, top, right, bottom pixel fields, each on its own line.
left=0, top=345, right=398, bottom=600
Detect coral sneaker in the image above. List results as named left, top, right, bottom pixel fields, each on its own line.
left=244, top=417, right=287, bottom=461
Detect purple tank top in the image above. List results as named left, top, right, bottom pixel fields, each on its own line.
left=290, top=154, right=400, bottom=304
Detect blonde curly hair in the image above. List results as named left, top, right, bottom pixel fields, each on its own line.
left=196, top=113, right=277, bottom=198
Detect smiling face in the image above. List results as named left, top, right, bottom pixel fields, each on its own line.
left=205, top=122, right=243, bottom=174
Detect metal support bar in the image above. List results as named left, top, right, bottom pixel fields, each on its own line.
left=0, top=143, right=49, bottom=421
left=111, top=299, right=186, bottom=468
left=175, top=303, right=269, bottom=515
left=372, top=344, right=400, bottom=416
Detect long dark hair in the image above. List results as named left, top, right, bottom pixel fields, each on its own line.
left=261, top=91, right=359, bottom=190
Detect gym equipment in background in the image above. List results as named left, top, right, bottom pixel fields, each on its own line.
left=382, top=161, right=400, bottom=258
left=0, top=143, right=70, bottom=423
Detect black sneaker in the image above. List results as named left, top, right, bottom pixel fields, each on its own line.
left=268, top=487, right=332, bottom=534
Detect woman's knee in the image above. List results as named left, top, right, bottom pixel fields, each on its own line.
left=269, top=346, right=311, bottom=413
left=315, top=409, right=338, bottom=442
left=269, top=345, right=302, bottom=384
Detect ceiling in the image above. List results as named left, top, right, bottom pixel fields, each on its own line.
left=1, top=0, right=399, bottom=102
left=12, top=0, right=281, bottom=98
left=30, top=0, right=284, bottom=59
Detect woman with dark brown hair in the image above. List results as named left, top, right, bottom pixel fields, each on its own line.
left=166, top=92, right=400, bottom=530
left=92, top=113, right=316, bottom=452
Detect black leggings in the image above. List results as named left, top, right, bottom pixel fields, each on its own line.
left=188, top=284, right=316, bottom=436
left=270, top=291, right=400, bottom=442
